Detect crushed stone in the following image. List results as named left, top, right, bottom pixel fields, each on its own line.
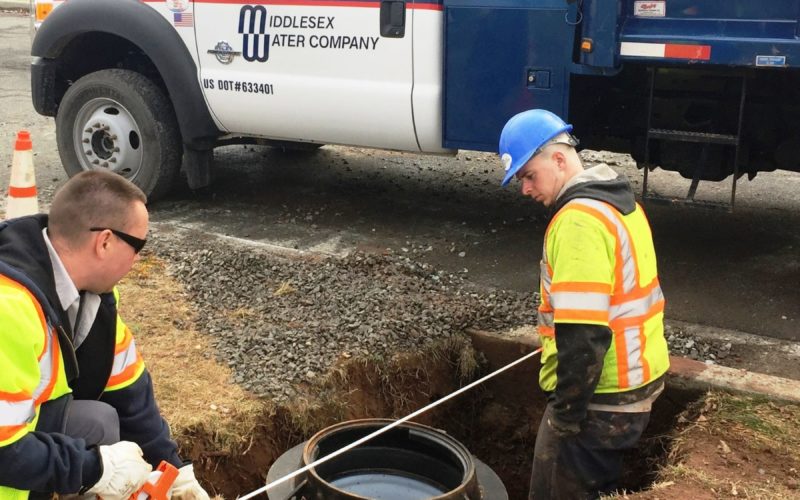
left=665, top=324, right=733, bottom=363
left=149, top=227, right=753, bottom=403
left=151, top=230, right=536, bottom=403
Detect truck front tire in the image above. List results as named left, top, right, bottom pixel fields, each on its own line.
left=56, top=69, right=182, bottom=200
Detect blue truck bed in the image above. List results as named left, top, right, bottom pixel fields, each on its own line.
left=618, top=0, right=800, bottom=67
left=443, top=0, right=800, bottom=153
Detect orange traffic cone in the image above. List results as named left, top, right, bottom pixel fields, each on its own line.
left=6, top=131, right=39, bottom=219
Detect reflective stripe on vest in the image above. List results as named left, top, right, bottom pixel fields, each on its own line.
left=105, top=322, right=144, bottom=392
left=537, top=260, right=554, bottom=337
left=0, top=275, right=60, bottom=446
left=539, top=199, right=666, bottom=390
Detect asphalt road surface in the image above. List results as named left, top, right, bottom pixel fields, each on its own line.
left=2, top=13, right=798, bottom=341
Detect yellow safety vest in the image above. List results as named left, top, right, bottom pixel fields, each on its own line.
left=0, top=279, right=144, bottom=500
left=537, top=199, right=670, bottom=394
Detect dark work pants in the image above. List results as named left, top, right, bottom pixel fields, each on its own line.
left=31, top=399, right=120, bottom=499
left=528, top=403, right=651, bottom=500
left=64, top=400, right=120, bottom=446
left=37, top=396, right=120, bottom=446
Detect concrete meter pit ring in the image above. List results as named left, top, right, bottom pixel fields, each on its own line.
left=267, top=419, right=508, bottom=500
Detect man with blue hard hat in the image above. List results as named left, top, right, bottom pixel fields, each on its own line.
left=499, top=109, right=670, bottom=499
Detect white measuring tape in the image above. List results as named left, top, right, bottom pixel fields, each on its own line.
left=238, top=346, right=543, bottom=500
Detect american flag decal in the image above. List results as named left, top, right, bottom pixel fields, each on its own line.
left=174, top=12, right=193, bottom=27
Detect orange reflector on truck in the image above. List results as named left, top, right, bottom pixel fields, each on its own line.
left=35, top=2, right=53, bottom=23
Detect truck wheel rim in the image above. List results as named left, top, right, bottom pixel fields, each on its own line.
left=73, top=98, right=145, bottom=181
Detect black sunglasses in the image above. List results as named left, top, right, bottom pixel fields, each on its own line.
left=90, top=227, right=147, bottom=253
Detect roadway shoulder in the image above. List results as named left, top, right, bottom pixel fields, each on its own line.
left=466, top=328, right=800, bottom=404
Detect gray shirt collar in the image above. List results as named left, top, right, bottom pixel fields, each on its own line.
left=42, top=228, right=79, bottom=311
left=42, top=228, right=100, bottom=348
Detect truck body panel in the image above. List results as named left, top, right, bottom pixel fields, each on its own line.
left=442, top=0, right=576, bottom=152
left=195, top=0, right=420, bottom=151
left=29, top=0, right=800, bottom=200
left=411, top=4, right=449, bottom=153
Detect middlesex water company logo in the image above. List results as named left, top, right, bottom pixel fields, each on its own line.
left=236, top=4, right=380, bottom=63
left=239, top=5, right=270, bottom=62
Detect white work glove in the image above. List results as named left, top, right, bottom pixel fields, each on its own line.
left=88, top=441, right=152, bottom=500
left=169, top=464, right=210, bottom=500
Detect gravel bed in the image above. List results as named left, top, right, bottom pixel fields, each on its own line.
left=150, top=228, right=739, bottom=403
left=152, top=231, right=536, bottom=403
left=665, top=323, right=733, bottom=364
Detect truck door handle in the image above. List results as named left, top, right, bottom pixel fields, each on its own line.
left=380, top=0, right=406, bottom=38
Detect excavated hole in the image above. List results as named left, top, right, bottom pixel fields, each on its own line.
left=182, top=338, right=699, bottom=500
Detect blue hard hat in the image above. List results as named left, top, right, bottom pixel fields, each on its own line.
left=499, top=109, right=573, bottom=186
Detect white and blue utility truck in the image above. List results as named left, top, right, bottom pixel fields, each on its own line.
left=30, top=0, right=800, bottom=206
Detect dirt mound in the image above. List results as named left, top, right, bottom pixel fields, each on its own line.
left=619, top=392, right=800, bottom=499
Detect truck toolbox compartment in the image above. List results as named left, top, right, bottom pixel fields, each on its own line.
left=443, top=0, right=576, bottom=152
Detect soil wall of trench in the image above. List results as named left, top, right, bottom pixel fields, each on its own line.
left=178, top=332, right=699, bottom=500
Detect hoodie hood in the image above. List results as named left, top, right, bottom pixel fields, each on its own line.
left=0, top=215, right=60, bottom=305
left=553, top=164, right=636, bottom=215
left=0, top=214, right=82, bottom=383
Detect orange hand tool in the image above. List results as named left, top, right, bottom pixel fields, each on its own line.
left=131, top=461, right=179, bottom=500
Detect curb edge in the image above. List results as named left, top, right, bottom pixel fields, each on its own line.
left=467, top=329, right=800, bottom=404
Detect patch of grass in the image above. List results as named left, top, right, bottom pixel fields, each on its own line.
left=706, top=392, right=800, bottom=462
left=126, top=251, right=166, bottom=281
left=655, top=463, right=800, bottom=499
left=713, top=394, right=781, bottom=435
left=658, top=463, right=724, bottom=490
left=312, top=335, right=486, bottom=424
left=118, top=254, right=266, bottom=454
left=271, top=395, right=342, bottom=438
left=223, top=306, right=259, bottom=322
left=272, top=281, right=296, bottom=297
left=455, top=340, right=481, bottom=382
left=625, top=391, right=800, bottom=499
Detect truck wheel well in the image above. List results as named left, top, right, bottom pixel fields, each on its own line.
left=54, top=33, right=166, bottom=109
left=33, top=0, right=220, bottom=146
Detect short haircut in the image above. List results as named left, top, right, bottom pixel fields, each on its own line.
left=543, top=132, right=584, bottom=167
left=48, top=171, right=147, bottom=248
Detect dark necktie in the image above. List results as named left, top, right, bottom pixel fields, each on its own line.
left=72, top=290, right=86, bottom=342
